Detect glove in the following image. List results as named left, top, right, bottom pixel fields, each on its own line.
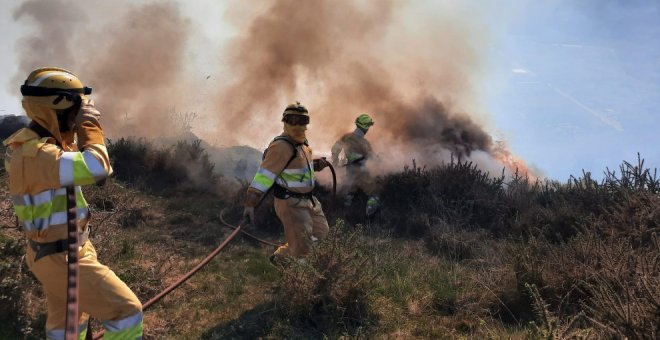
left=243, top=206, right=255, bottom=223
left=313, top=157, right=330, bottom=171
left=75, top=98, right=101, bottom=127
left=75, top=98, right=105, bottom=149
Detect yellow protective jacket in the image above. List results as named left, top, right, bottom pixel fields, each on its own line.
left=248, top=133, right=316, bottom=198
left=331, top=128, right=373, bottom=166
left=3, top=116, right=111, bottom=244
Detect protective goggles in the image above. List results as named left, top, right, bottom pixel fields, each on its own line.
left=21, top=85, right=92, bottom=105
left=283, top=114, right=310, bottom=126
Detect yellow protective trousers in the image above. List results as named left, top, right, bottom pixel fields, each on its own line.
left=26, top=240, right=143, bottom=340
left=344, top=165, right=379, bottom=199
left=273, top=196, right=329, bottom=258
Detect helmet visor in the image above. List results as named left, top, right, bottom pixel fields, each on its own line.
left=283, top=114, right=310, bottom=126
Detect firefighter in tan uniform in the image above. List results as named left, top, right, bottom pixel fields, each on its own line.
left=331, top=114, right=380, bottom=217
left=4, top=68, right=143, bottom=339
left=243, top=102, right=330, bottom=261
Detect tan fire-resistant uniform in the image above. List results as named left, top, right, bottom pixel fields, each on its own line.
left=4, top=97, right=142, bottom=339
left=331, top=128, right=379, bottom=213
left=246, top=134, right=329, bottom=258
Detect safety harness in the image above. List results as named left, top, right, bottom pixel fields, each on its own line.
left=264, top=135, right=315, bottom=201
left=21, top=123, right=86, bottom=340
left=28, top=228, right=89, bottom=261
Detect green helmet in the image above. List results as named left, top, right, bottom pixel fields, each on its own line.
left=355, top=113, right=374, bottom=130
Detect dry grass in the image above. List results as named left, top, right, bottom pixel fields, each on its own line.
left=2, top=139, right=659, bottom=339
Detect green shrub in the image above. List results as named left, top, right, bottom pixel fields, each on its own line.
left=379, top=159, right=505, bottom=236
left=0, top=234, right=36, bottom=337
left=273, top=220, right=377, bottom=337
left=107, top=138, right=218, bottom=193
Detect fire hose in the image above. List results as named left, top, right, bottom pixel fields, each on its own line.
left=64, top=186, right=80, bottom=340
left=219, top=209, right=279, bottom=247
left=91, top=218, right=245, bottom=339
left=89, top=162, right=336, bottom=339
left=328, top=162, right=337, bottom=209
left=218, top=162, right=337, bottom=246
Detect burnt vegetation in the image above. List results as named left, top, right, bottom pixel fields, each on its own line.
left=1, top=138, right=658, bottom=339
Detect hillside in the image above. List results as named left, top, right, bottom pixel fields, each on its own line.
left=1, top=138, right=658, bottom=339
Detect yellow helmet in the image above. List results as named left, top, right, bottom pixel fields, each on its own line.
left=282, top=101, right=309, bottom=117
left=355, top=113, right=374, bottom=130
left=281, top=101, right=309, bottom=125
left=20, top=67, right=92, bottom=110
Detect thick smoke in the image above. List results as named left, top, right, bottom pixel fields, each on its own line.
left=11, top=0, right=535, bottom=178
left=12, top=0, right=84, bottom=87
left=12, top=0, right=192, bottom=138
left=215, top=0, right=534, bottom=177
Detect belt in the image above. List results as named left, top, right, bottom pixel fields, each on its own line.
left=273, top=184, right=314, bottom=202
left=28, top=228, right=90, bottom=262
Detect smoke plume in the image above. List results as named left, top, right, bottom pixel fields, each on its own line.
left=11, top=0, right=535, bottom=178
left=215, top=0, right=534, bottom=177
left=12, top=0, right=192, bottom=138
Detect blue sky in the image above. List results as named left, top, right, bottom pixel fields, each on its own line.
left=0, top=0, right=658, bottom=181
left=482, top=0, right=659, bottom=180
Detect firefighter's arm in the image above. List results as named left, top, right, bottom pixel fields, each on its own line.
left=247, top=140, right=292, bottom=194
left=331, top=140, right=342, bottom=165
left=243, top=141, right=292, bottom=222
left=68, top=99, right=112, bottom=183
left=242, top=188, right=260, bottom=222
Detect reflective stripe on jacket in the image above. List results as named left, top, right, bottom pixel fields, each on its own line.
left=249, top=134, right=315, bottom=194
left=331, top=128, right=373, bottom=165
left=3, top=128, right=111, bottom=242
left=12, top=186, right=89, bottom=232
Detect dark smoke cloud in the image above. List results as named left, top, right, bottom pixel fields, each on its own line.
left=11, top=0, right=535, bottom=177
left=216, top=0, right=533, bottom=176
left=214, top=0, right=397, bottom=143
left=12, top=0, right=192, bottom=138
left=398, top=97, right=492, bottom=159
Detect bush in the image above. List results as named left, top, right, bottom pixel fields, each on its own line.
left=273, top=220, right=377, bottom=337
left=379, top=159, right=505, bottom=236
left=580, top=234, right=660, bottom=339
left=0, top=234, right=37, bottom=337
left=504, top=155, right=660, bottom=241
left=107, top=138, right=218, bottom=193
left=0, top=115, right=28, bottom=140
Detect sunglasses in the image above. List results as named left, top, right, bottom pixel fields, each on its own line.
left=283, top=114, right=310, bottom=126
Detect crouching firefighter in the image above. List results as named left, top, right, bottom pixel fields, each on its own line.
left=243, top=102, right=331, bottom=262
left=4, top=68, right=143, bottom=339
left=331, top=113, right=380, bottom=217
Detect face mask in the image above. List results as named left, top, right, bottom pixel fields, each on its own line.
left=284, top=122, right=307, bottom=144
left=57, top=113, right=70, bottom=132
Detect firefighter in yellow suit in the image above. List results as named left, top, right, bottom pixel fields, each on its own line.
left=331, top=114, right=380, bottom=217
left=3, top=68, right=143, bottom=339
left=243, top=102, right=330, bottom=261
